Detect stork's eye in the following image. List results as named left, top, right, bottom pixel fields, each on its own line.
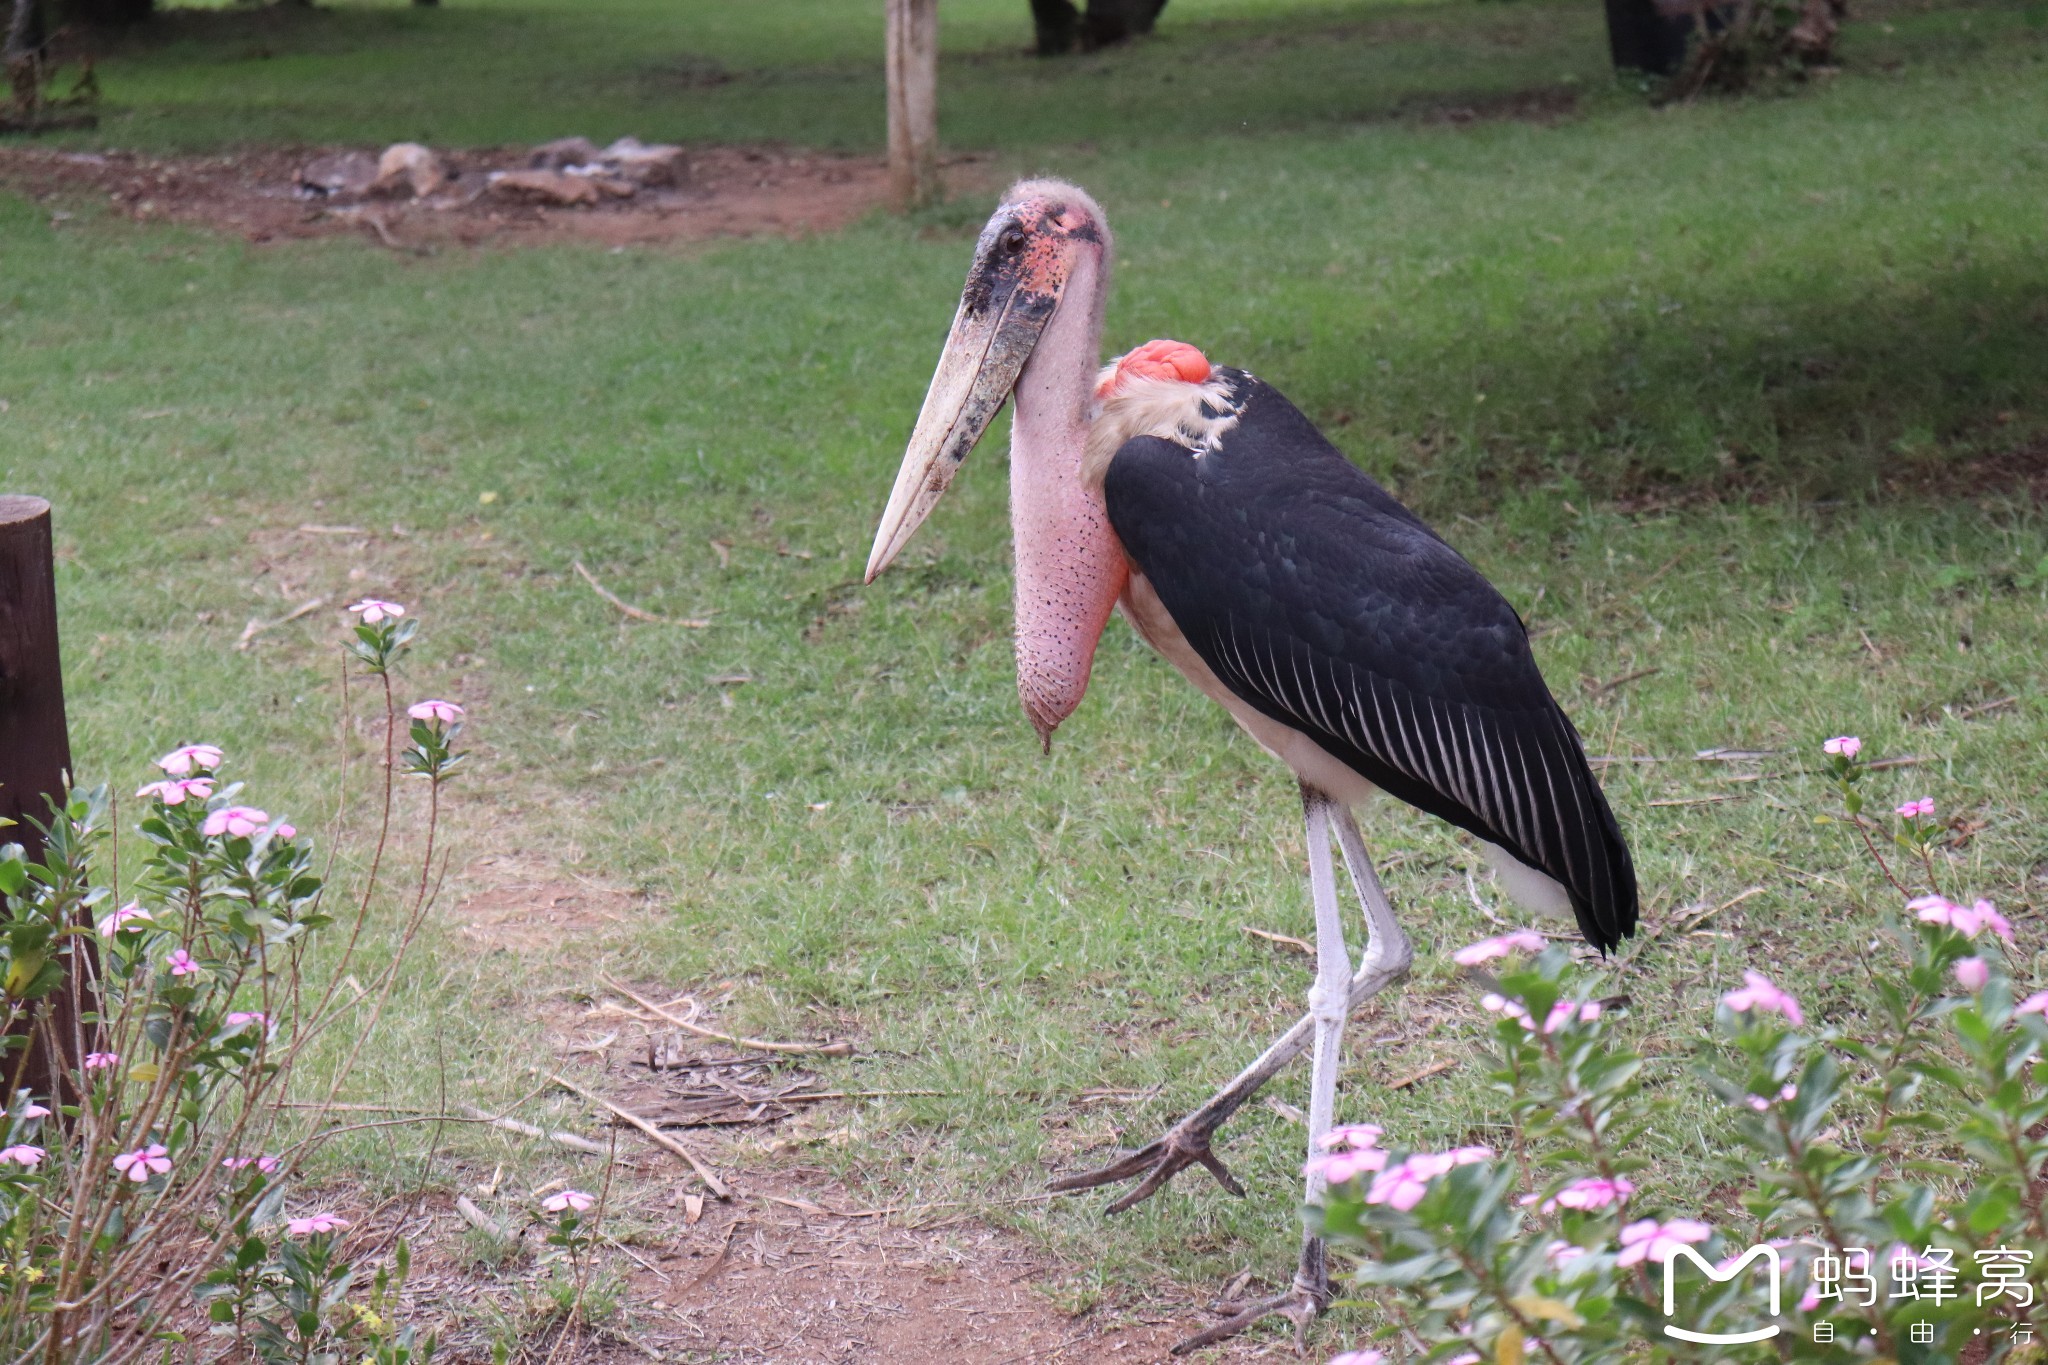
left=998, top=227, right=1027, bottom=255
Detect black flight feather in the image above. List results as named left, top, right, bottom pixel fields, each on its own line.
left=1102, top=368, right=1638, bottom=951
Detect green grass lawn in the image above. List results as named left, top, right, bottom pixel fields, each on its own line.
left=5, top=0, right=2048, bottom=1351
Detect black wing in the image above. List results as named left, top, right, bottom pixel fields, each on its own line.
left=1103, top=368, right=1637, bottom=950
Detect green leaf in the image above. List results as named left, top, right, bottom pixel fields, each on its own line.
left=1509, top=1293, right=1584, bottom=1328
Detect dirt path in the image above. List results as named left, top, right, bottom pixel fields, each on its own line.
left=419, top=857, right=1286, bottom=1362
left=0, top=142, right=992, bottom=248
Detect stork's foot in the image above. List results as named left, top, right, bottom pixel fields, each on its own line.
left=1171, top=1250, right=1329, bottom=1356
left=1047, top=1111, right=1244, bottom=1214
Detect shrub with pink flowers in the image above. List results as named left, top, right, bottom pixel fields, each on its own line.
left=1315, top=737, right=2048, bottom=1363
left=0, top=602, right=459, bottom=1362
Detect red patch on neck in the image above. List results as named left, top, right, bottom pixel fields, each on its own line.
left=1097, top=339, right=1211, bottom=397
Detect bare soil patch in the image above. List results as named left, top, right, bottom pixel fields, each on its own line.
left=1878, top=439, right=2048, bottom=504
left=0, top=143, right=991, bottom=248
left=1396, top=86, right=1581, bottom=126
left=377, top=977, right=1279, bottom=1362
left=366, top=1169, right=1258, bottom=1364
left=456, top=854, right=644, bottom=959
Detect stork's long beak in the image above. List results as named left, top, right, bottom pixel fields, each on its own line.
left=864, top=256, right=1065, bottom=583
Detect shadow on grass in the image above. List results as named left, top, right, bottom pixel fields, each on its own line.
left=1299, top=244, right=2048, bottom=510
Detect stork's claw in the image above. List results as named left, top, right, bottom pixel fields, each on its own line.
left=1047, top=1114, right=1245, bottom=1214
left=1171, top=1283, right=1323, bottom=1356
left=1172, top=1242, right=1329, bottom=1356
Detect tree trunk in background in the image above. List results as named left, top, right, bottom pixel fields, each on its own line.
left=1082, top=0, right=1167, bottom=46
left=885, top=0, right=939, bottom=212
left=1603, top=0, right=1689, bottom=74
left=1032, top=0, right=1169, bottom=54
left=1030, top=0, right=1081, bottom=53
left=0, top=496, right=92, bottom=1113
left=56, top=0, right=149, bottom=25
left=5, top=0, right=37, bottom=116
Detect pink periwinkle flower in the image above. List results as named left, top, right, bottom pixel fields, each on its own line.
left=1327, top=1353, right=1388, bottom=1365
left=1912, top=895, right=1981, bottom=938
left=202, top=806, right=273, bottom=839
left=287, top=1213, right=351, bottom=1236
left=1822, top=735, right=1862, bottom=759
left=407, top=699, right=464, bottom=725
left=137, top=776, right=215, bottom=807
left=1365, top=1147, right=1492, bottom=1212
left=348, top=598, right=405, bottom=625
left=1955, top=957, right=1990, bottom=992
left=224, top=1011, right=268, bottom=1031
left=83, top=1052, right=119, bottom=1071
left=0, top=1144, right=45, bottom=1167
left=1317, top=1123, right=1384, bottom=1153
left=19, top=1101, right=50, bottom=1119
left=1913, top=896, right=2015, bottom=946
left=1896, top=797, right=1935, bottom=819
left=222, top=1155, right=281, bottom=1174
left=541, top=1189, right=596, bottom=1214
left=1452, top=931, right=1547, bottom=966
left=1307, top=1146, right=1391, bottom=1185
left=1541, top=999, right=1604, bottom=1034
left=1908, top=892, right=2007, bottom=945
left=1481, top=992, right=1535, bottom=1028
left=98, top=902, right=154, bottom=937
left=1545, top=1240, right=1590, bottom=1265
left=112, top=1143, right=171, bottom=1182
left=1615, top=1218, right=1712, bottom=1267
left=166, top=949, right=198, bottom=977
left=156, top=743, right=223, bottom=776
left=1547, top=1176, right=1635, bottom=1211
left=1973, top=899, right=2015, bottom=945
left=2017, top=991, right=2048, bottom=1017
left=1365, top=1161, right=1435, bottom=1213
left=1721, top=970, right=1804, bottom=1026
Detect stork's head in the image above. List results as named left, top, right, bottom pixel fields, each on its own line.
left=865, top=180, right=1111, bottom=582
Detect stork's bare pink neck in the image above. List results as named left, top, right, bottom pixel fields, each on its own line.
left=1008, top=247, right=1127, bottom=747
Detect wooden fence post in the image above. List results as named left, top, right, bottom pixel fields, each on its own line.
left=0, top=494, right=88, bottom=1106
left=885, top=0, right=940, bottom=212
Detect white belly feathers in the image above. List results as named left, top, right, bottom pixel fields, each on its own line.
left=1121, top=572, right=1379, bottom=809
left=1119, top=572, right=1574, bottom=920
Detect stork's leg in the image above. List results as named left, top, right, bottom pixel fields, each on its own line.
left=1169, top=786, right=1353, bottom=1355
left=1047, top=805, right=1411, bottom=1213
left=1334, top=805, right=1414, bottom=981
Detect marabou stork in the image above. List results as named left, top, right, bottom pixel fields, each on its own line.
left=864, top=180, right=1639, bottom=1352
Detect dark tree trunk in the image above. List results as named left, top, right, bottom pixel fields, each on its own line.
left=1030, top=0, right=1079, bottom=54
left=1603, top=0, right=1689, bottom=73
left=1082, top=0, right=1167, bottom=46
left=0, top=495, right=93, bottom=1113
left=1031, top=0, right=1167, bottom=54
left=5, top=0, right=39, bottom=114
left=56, top=0, right=149, bottom=26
